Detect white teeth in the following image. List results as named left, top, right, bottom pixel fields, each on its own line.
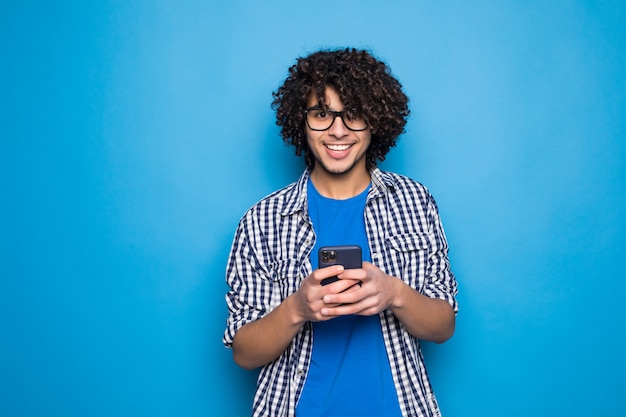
left=326, top=144, right=351, bottom=151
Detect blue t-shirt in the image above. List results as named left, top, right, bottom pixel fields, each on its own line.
left=296, top=180, right=402, bottom=417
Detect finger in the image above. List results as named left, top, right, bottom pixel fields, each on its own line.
left=311, top=265, right=345, bottom=283
left=337, top=267, right=367, bottom=281
left=321, top=301, right=375, bottom=317
left=323, top=278, right=360, bottom=293
left=323, top=284, right=365, bottom=305
left=340, top=281, right=361, bottom=294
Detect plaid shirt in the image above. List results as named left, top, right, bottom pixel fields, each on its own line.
left=224, top=168, right=458, bottom=417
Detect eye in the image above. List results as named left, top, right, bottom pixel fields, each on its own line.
left=312, top=109, right=330, bottom=120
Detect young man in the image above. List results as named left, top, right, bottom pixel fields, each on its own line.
left=223, top=48, right=458, bottom=417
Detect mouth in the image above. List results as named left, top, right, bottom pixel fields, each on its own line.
left=325, top=143, right=353, bottom=151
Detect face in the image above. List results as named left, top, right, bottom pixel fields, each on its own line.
left=305, top=88, right=371, bottom=179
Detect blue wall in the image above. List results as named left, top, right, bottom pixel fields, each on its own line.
left=2, top=1, right=625, bottom=416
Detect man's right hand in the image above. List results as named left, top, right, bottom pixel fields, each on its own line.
left=232, top=265, right=359, bottom=369
left=292, top=265, right=361, bottom=323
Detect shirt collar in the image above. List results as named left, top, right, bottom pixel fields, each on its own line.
left=280, top=168, right=397, bottom=216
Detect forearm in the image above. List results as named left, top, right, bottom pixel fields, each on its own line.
left=231, top=294, right=305, bottom=370
left=390, top=279, right=455, bottom=343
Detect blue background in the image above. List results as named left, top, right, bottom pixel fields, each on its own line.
left=2, top=1, right=625, bottom=416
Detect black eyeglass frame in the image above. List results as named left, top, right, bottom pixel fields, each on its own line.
left=304, top=107, right=369, bottom=132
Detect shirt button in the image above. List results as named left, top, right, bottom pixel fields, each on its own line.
left=297, top=368, right=305, bottom=376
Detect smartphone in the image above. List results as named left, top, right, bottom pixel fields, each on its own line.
left=318, top=245, right=362, bottom=286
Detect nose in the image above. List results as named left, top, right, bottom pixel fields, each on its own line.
left=328, top=114, right=349, bottom=137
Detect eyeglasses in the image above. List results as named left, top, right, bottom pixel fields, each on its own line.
left=304, top=107, right=368, bottom=131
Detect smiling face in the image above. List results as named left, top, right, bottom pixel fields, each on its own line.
left=305, top=87, right=372, bottom=188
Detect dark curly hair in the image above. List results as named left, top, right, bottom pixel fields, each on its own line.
left=272, top=48, right=410, bottom=170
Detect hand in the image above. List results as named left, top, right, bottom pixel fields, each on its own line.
left=291, top=265, right=362, bottom=323
left=319, top=261, right=401, bottom=317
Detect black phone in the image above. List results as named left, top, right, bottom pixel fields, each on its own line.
left=318, top=245, right=362, bottom=286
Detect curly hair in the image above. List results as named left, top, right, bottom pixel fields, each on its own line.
left=272, top=48, right=410, bottom=170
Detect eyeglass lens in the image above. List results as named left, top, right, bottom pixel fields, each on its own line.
left=306, top=108, right=367, bottom=131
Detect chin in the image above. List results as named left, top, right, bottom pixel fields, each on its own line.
left=319, top=163, right=355, bottom=176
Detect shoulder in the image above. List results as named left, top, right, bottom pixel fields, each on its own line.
left=380, top=170, right=427, bottom=189
left=374, top=169, right=433, bottom=202
left=239, top=171, right=309, bottom=223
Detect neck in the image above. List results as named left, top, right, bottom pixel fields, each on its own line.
left=309, top=166, right=371, bottom=200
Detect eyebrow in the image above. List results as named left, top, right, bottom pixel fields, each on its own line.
left=306, top=105, right=347, bottom=112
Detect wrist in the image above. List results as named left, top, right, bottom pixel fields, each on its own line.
left=284, top=292, right=308, bottom=327
left=389, top=276, right=409, bottom=310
